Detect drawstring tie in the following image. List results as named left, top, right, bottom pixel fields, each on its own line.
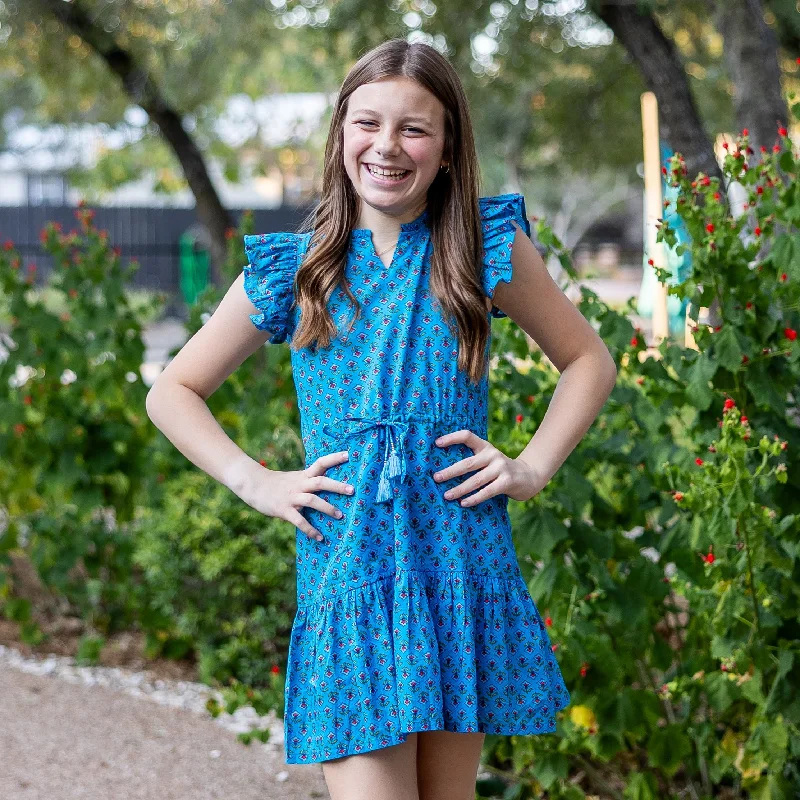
left=321, top=415, right=410, bottom=503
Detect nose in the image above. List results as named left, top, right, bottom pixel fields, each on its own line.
left=374, top=128, right=400, bottom=157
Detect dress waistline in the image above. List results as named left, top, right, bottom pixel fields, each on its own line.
left=308, top=411, right=484, bottom=505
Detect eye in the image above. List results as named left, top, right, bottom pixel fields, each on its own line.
left=355, top=120, right=377, bottom=127
left=404, top=127, right=424, bottom=134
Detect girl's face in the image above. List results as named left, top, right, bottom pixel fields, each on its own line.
left=342, top=76, right=447, bottom=223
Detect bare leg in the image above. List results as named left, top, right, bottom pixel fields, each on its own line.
left=416, top=730, right=486, bottom=800
left=321, top=732, right=420, bottom=800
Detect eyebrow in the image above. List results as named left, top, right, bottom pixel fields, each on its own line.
left=349, top=108, right=432, bottom=124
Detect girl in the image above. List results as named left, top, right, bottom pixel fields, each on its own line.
left=146, top=39, right=617, bottom=800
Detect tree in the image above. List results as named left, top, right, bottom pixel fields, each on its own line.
left=714, top=0, right=790, bottom=155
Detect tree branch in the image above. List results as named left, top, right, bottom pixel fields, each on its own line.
left=32, top=0, right=233, bottom=277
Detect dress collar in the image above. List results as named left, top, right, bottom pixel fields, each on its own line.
left=350, top=207, right=430, bottom=243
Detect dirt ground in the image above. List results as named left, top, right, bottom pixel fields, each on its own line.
left=0, top=665, right=330, bottom=800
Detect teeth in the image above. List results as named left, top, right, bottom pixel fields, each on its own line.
left=367, top=165, right=408, bottom=178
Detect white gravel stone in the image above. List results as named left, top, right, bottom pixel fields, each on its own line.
left=0, top=644, right=284, bottom=746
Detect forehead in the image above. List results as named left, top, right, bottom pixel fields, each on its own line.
left=347, top=77, right=445, bottom=124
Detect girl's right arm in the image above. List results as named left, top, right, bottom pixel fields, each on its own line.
left=145, top=272, right=353, bottom=542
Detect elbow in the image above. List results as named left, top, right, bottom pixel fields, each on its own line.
left=598, top=347, right=618, bottom=396
left=145, top=382, right=165, bottom=427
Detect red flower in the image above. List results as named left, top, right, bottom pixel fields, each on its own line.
left=705, top=552, right=715, bottom=564
left=673, top=491, right=684, bottom=501
left=722, top=142, right=729, bottom=150
left=745, top=302, right=753, bottom=310
left=756, top=186, right=764, bottom=195
left=780, top=273, right=788, bottom=282
left=636, top=377, right=644, bottom=385
left=630, top=336, right=638, bottom=346
left=742, top=128, right=749, bottom=136
left=754, top=227, right=762, bottom=236
left=695, top=457, right=704, bottom=466
left=551, top=643, right=558, bottom=652
left=580, top=663, right=589, bottom=677
left=3, top=239, right=13, bottom=250
left=778, top=126, right=788, bottom=137
left=527, top=395, right=535, bottom=403
left=742, top=354, right=749, bottom=364
left=271, top=664, right=280, bottom=674
left=774, top=144, right=781, bottom=153
left=515, top=413, right=523, bottom=424
left=713, top=192, right=720, bottom=200
left=259, top=459, right=267, bottom=467
left=785, top=328, right=797, bottom=341
left=647, top=258, right=654, bottom=266
left=740, top=415, right=748, bottom=424
left=706, top=223, right=715, bottom=233
left=544, top=616, right=553, bottom=627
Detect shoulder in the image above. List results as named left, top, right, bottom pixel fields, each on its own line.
left=243, top=230, right=313, bottom=271
left=476, top=194, right=531, bottom=319
left=478, top=193, right=531, bottom=239
left=241, top=231, right=312, bottom=343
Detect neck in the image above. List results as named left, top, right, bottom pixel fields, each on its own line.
left=355, top=198, right=427, bottom=238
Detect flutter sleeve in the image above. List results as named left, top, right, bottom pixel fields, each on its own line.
left=479, top=193, right=532, bottom=318
left=242, top=232, right=303, bottom=344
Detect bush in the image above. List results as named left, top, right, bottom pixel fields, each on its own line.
left=478, top=117, right=799, bottom=798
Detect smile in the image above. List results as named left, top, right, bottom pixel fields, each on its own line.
left=363, top=164, right=412, bottom=183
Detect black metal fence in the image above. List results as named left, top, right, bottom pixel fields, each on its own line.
left=0, top=204, right=314, bottom=293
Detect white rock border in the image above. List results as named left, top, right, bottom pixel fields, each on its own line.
left=0, top=644, right=285, bottom=754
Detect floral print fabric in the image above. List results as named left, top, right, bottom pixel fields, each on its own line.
left=242, top=193, right=571, bottom=765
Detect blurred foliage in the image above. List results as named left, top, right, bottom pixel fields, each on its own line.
left=8, top=0, right=798, bottom=212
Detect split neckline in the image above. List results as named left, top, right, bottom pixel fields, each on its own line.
left=350, top=207, right=431, bottom=241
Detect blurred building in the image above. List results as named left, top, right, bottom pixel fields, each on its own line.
left=0, top=92, right=331, bottom=208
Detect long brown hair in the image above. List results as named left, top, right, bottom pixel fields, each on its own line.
left=292, top=39, right=491, bottom=385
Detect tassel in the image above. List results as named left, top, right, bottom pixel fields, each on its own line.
left=387, top=445, right=401, bottom=478
left=376, top=464, right=390, bottom=503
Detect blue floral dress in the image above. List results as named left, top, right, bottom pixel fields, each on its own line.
left=242, top=193, right=571, bottom=765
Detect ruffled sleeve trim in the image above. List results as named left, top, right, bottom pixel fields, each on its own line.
left=242, top=232, right=302, bottom=344
left=479, top=193, right=531, bottom=319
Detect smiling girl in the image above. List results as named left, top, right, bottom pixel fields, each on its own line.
left=146, top=39, right=617, bottom=800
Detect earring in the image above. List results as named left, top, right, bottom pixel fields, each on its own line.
left=440, top=163, right=450, bottom=174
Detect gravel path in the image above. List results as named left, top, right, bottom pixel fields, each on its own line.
left=0, top=646, right=329, bottom=800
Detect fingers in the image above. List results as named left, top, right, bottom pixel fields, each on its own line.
left=299, top=491, right=344, bottom=521
left=285, top=508, right=325, bottom=542
left=307, top=449, right=350, bottom=476
left=435, top=429, right=483, bottom=450
left=449, top=477, right=506, bottom=507
left=441, top=470, right=503, bottom=506
left=302, top=473, right=355, bottom=497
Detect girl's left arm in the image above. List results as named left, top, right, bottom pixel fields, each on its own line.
left=493, top=221, right=618, bottom=487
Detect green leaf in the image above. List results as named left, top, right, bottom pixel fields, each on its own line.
left=531, top=752, right=569, bottom=789
left=706, top=670, right=738, bottom=711
left=646, top=725, right=692, bottom=775
left=745, top=362, right=786, bottom=414
left=686, top=351, right=718, bottom=409
left=624, top=771, right=660, bottom=800
left=778, top=150, right=795, bottom=174
left=714, top=325, right=743, bottom=372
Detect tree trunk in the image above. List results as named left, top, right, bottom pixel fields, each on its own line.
left=592, top=3, right=722, bottom=184
left=34, top=0, right=233, bottom=281
left=715, top=0, right=789, bottom=155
